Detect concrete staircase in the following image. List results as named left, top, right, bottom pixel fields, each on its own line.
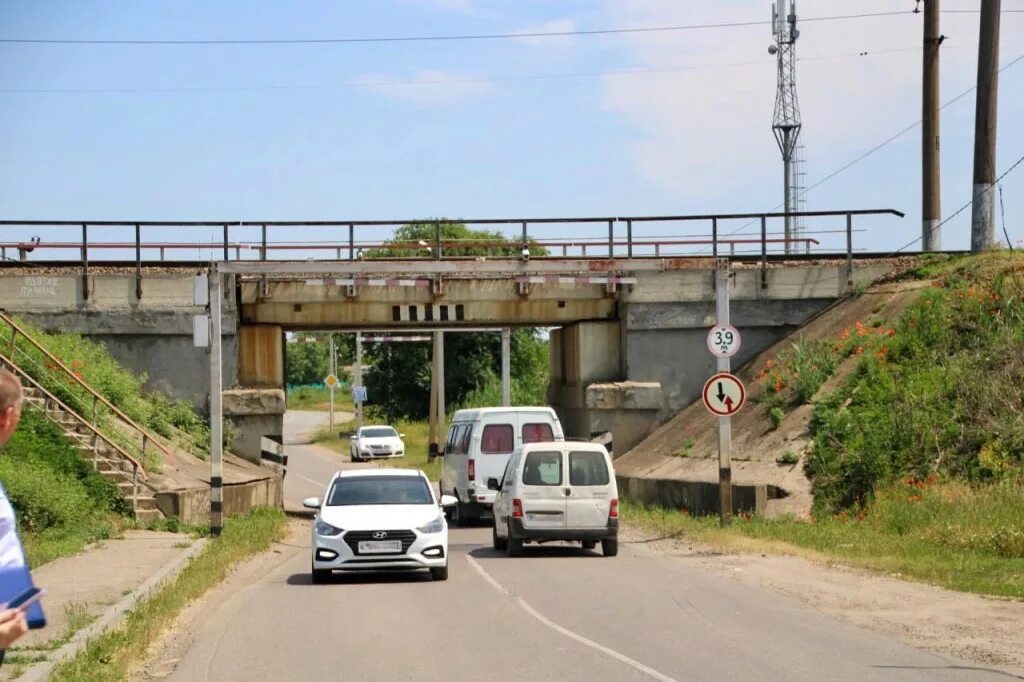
left=20, top=386, right=163, bottom=524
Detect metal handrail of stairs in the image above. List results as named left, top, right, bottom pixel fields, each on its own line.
left=0, top=352, right=147, bottom=510
left=0, top=309, right=174, bottom=462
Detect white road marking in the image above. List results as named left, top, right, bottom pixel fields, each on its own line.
left=465, top=555, right=677, bottom=682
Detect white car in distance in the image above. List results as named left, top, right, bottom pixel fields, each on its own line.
left=350, top=425, right=405, bottom=462
left=304, top=469, right=458, bottom=583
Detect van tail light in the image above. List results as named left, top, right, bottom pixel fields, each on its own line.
left=468, top=459, right=475, bottom=482
left=609, top=499, right=619, bottom=519
left=512, top=499, right=524, bottom=518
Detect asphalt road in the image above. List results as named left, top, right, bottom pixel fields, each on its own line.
left=165, top=414, right=1010, bottom=682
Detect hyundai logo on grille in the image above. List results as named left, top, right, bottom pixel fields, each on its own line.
left=372, top=531, right=388, bottom=540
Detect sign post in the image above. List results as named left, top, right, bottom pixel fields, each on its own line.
left=354, top=332, right=363, bottom=432
left=328, top=334, right=336, bottom=431
left=707, top=259, right=744, bottom=526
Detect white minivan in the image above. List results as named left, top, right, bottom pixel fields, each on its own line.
left=436, top=407, right=564, bottom=526
left=488, top=442, right=619, bottom=557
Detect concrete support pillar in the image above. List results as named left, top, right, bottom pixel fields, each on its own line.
left=501, top=328, right=511, bottom=407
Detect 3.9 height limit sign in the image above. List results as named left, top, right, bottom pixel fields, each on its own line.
left=703, top=260, right=746, bottom=526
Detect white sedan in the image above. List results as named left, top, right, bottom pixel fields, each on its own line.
left=304, top=469, right=457, bottom=583
left=349, top=425, right=405, bottom=462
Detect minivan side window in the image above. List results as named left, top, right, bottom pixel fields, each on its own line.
left=458, top=425, right=472, bottom=454
left=500, top=455, right=518, bottom=489
left=522, top=422, right=554, bottom=444
left=481, top=424, right=514, bottom=454
left=523, top=451, right=562, bottom=486
left=569, top=450, right=610, bottom=486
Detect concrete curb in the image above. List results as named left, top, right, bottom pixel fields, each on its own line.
left=18, top=537, right=209, bottom=682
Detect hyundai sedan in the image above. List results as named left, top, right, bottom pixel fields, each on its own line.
left=305, top=469, right=457, bottom=583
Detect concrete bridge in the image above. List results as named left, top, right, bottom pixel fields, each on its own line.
left=0, top=210, right=905, bottom=462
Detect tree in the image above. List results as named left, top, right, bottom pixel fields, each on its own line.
left=285, top=333, right=357, bottom=387
left=285, top=338, right=329, bottom=387
left=362, top=222, right=550, bottom=419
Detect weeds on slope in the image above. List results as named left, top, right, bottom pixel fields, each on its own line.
left=807, top=252, right=1024, bottom=511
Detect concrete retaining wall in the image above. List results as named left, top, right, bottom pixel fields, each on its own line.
left=155, top=475, right=283, bottom=525
left=617, top=475, right=767, bottom=516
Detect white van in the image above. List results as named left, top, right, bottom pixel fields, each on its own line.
left=437, top=407, right=564, bottom=526
left=488, top=441, right=619, bottom=557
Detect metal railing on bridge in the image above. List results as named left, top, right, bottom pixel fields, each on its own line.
left=0, top=209, right=904, bottom=293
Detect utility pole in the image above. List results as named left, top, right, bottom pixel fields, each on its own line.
left=971, top=0, right=1001, bottom=253
left=354, top=332, right=363, bottom=431
left=328, top=334, right=336, bottom=432
left=428, top=331, right=445, bottom=457
left=922, top=0, right=943, bottom=251
left=501, top=328, right=511, bottom=407
left=208, top=266, right=224, bottom=537
left=715, top=261, right=733, bottom=526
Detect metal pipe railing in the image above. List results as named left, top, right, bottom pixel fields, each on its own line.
left=0, top=353, right=147, bottom=490
left=0, top=311, right=173, bottom=460
left=0, top=210, right=904, bottom=271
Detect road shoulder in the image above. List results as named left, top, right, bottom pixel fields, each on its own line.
left=620, top=525, right=1024, bottom=677
left=131, top=519, right=309, bottom=681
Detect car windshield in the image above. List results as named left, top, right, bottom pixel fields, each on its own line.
left=326, top=476, right=432, bottom=506
left=361, top=427, right=397, bottom=438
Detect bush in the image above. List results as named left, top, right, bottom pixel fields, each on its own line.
left=1, top=409, right=128, bottom=565
left=806, top=254, right=1024, bottom=511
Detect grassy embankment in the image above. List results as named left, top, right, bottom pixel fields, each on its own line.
left=0, top=409, right=129, bottom=567
left=50, top=508, right=287, bottom=682
left=0, top=319, right=226, bottom=566
left=626, top=253, right=1024, bottom=599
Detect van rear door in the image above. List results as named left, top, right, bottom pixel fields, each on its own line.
left=518, top=448, right=567, bottom=530
left=565, top=449, right=613, bottom=528
left=474, top=414, right=517, bottom=500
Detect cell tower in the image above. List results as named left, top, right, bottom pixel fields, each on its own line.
left=769, top=0, right=802, bottom=254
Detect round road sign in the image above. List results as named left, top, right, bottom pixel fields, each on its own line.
left=707, top=324, right=741, bottom=358
left=702, top=372, right=746, bottom=416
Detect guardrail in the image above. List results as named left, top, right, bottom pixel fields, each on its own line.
left=0, top=209, right=904, bottom=295
left=0, top=310, right=173, bottom=463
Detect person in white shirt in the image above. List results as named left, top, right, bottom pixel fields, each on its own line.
left=0, top=370, right=29, bottom=656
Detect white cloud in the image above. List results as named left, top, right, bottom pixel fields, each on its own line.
left=600, top=0, right=1016, bottom=204
left=355, top=69, right=496, bottom=106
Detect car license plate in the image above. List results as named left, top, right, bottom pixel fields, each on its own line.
left=358, top=540, right=402, bottom=554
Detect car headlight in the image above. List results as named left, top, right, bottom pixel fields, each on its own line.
left=314, top=518, right=343, bottom=536
left=416, top=516, right=445, bottom=534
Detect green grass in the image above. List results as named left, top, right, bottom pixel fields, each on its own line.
left=50, top=508, right=287, bottom=682
left=287, top=385, right=355, bottom=412
left=2, top=409, right=128, bottom=567
left=623, top=477, right=1024, bottom=599
left=806, top=252, right=1024, bottom=511
left=2, top=317, right=223, bottom=461
left=313, top=417, right=439, bottom=480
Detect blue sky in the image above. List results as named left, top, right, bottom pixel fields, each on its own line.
left=1, top=0, right=1022, bottom=258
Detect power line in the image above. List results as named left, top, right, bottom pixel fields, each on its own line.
left=700, top=50, right=1024, bottom=248
left=0, top=46, right=922, bottom=95
left=890, top=150, right=1024, bottom=254
left=0, top=11, right=915, bottom=46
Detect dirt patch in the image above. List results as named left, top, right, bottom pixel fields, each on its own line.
left=621, top=525, right=1024, bottom=677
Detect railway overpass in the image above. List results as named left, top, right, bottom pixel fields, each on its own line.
left=0, top=210, right=907, bottom=462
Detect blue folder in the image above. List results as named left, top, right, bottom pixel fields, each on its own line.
left=0, top=565, right=46, bottom=629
